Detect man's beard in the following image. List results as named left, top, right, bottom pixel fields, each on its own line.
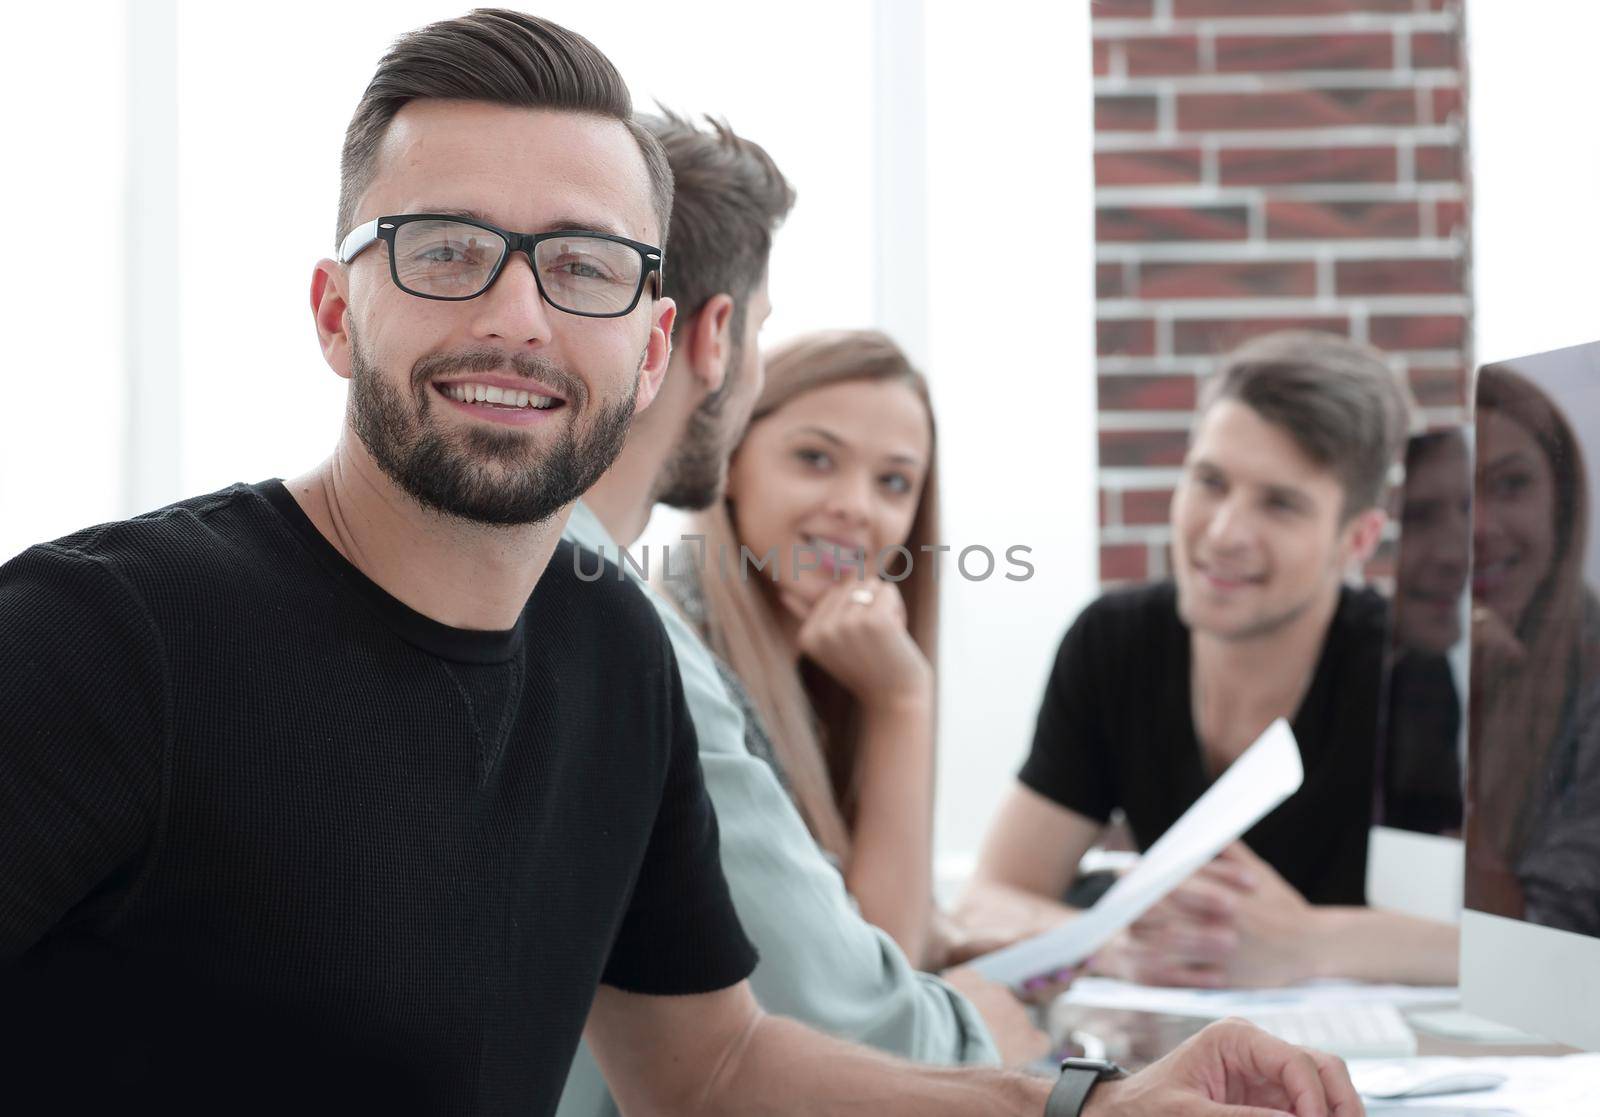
left=347, top=331, right=638, bottom=526
left=652, top=335, right=744, bottom=511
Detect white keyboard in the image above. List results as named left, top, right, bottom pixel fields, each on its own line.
left=1246, top=1002, right=1419, bottom=1059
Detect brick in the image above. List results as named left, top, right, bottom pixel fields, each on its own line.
left=1100, top=543, right=1149, bottom=583
left=1124, top=35, right=1201, bottom=77
left=1430, top=87, right=1464, bottom=125
left=1179, top=88, right=1415, bottom=131
left=1220, top=145, right=1396, bottom=185
left=1098, top=319, right=1156, bottom=356
left=1098, top=205, right=1250, bottom=242
left=1097, top=95, right=1158, bottom=132
left=1094, top=39, right=1111, bottom=77
left=1408, top=364, right=1469, bottom=407
left=1097, top=374, right=1198, bottom=411
left=1101, top=429, right=1191, bottom=468
left=1091, top=0, right=1155, bottom=17
left=1415, top=144, right=1462, bottom=182
left=1267, top=200, right=1421, bottom=239
left=1123, top=488, right=1177, bottom=525
left=1435, top=200, right=1468, bottom=237
left=1370, top=314, right=1468, bottom=350
left=1411, top=31, right=1459, bottom=69
left=1097, top=262, right=1128, bottom=299
left=1335, top=258, right=1461, bottom=296
left=1099, top=489, right=1112, bottom=528
left=1095, top=148, right=1204, bottom=186
left=1215, top=34, right=1393, bottom=73
left=1176, top=0, right=1412, bottom=13
left=1139, top=260, right=1316, bottom=299
left=1174, top=316, right=1349, bottom=355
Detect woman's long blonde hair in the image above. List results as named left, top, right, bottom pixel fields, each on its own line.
left=690, top=329, right=940, bottom=863
left=1468, top=365, right=1595, bottom=875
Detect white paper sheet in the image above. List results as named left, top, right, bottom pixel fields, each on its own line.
left=971, top=718, right=1304, bottom=987
left=1349, top=1056, right=1600, bottom=1115
left=1059, top=977, right=1461, bottom=1019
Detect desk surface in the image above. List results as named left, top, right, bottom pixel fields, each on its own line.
left=1045, top=1000, right=1576, bottom=1070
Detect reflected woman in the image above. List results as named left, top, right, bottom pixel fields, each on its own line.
left=1468, top=364, right=1600, bottom=935
left=1381, top=428, right=1472, bottom=835
left=667, top=330, right=942, bottom=964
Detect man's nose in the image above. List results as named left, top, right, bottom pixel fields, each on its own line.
left=1204, top=495, right=1252, bottom=549
left=469, top=252, right=556, bottom=348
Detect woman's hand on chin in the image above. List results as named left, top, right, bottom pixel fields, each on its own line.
left=796, top=576, right=932, bottom=709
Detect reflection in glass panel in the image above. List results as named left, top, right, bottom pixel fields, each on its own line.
left=1377, top=427, right=1471, bottom=837
left=1465, top=344, right=1600, bottom=938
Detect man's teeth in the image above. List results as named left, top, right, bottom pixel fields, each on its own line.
left=442, top=382, right=557, bottom=409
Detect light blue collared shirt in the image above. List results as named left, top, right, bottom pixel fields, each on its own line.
left=556, top=502, right=997, bottom=1117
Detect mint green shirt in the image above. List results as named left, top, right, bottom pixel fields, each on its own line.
left=556, top=503, right=997, bottom=1117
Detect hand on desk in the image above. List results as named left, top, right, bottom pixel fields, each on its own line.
left=1087, top=1018, right=1363, bottom=1117
left=941, top=965, right=1054, bottom=1065
left=1092, top=843, right=1317, bottom=989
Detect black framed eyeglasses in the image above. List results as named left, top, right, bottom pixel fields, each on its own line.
left=337, top=213, right=663, bottom=318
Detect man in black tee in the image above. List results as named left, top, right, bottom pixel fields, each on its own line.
left=0, top=483, right=751, bottom=1115
left=0, top=12, right=1365, bottom=1117
left=964, top=331, right=1459, bottom=989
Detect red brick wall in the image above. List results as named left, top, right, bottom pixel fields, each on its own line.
left=1092, top=0, right=1471, bottom=584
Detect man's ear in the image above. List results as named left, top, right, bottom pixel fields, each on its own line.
left=1341, top=506, right=1388, bottom=567
left=633, top=297, right=677, bottom=415
left=311, top=259, right=353, bottom=380
left=685, top=293, right=736, bottom=399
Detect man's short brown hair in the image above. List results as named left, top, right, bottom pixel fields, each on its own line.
left=335, top=8, right=673, bottom=248
left=1198, top=330, right=1416, bottom=517
left=638, top=110, right=795, bottom=352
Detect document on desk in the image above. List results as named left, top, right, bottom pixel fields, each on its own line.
left=1060, top=977, right=1459, bottom=1018
left=1350, top=1056, right=1600, bottom=1116
left=971, top=719, right=1304, bottom=987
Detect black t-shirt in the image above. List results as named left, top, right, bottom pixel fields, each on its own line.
left=0, top=482, right=756, bottom=1116
left=1018, top=581, right=1387, bottom=906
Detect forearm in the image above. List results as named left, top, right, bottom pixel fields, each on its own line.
left=844, top=694, right=935, bottom=965
left=1306, top=907, right=1459, bottom=985
left=702, top=1011, right=1049, bottom=1117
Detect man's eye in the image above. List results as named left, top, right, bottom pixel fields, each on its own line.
left=418, top=245, right=467, bottom=263
left=550, top=256, right=618, bottom=282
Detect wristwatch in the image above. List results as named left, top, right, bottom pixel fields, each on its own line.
left=1044, top=1057, right=1129, bottom=1117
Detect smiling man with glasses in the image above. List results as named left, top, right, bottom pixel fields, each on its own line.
left=0, top=9, right=1362, bottom=1117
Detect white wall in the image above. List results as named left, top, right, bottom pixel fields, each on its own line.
left=1468, top=2, right=1600, bottom=366
left=0, top=5, right=128, bottom=560
left=925, top=6, right=1098, bottom=867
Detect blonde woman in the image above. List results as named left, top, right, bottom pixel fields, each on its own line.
left=668, top=329, right=941, bottom=964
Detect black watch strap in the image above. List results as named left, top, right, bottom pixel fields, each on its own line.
left=1045, top=1059, right=1126, bottom=1117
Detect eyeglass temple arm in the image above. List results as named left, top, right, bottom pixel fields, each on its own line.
left=337, top=218, right=382, bottom=264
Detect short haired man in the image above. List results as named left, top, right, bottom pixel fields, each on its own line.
left=0, top=13, right=1362, bottom=1116
left=965, top=331, right=1458, bottom=988
left=558, top=111, right=1058, bottom=1117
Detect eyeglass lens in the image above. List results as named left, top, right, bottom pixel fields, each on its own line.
left=391, top=219, right=644, bottom=313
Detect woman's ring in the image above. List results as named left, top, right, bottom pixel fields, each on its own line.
left=849, top=587, right=875, bottom=606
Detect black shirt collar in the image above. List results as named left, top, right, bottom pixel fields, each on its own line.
left=253, top=479, right=525, bottom=664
